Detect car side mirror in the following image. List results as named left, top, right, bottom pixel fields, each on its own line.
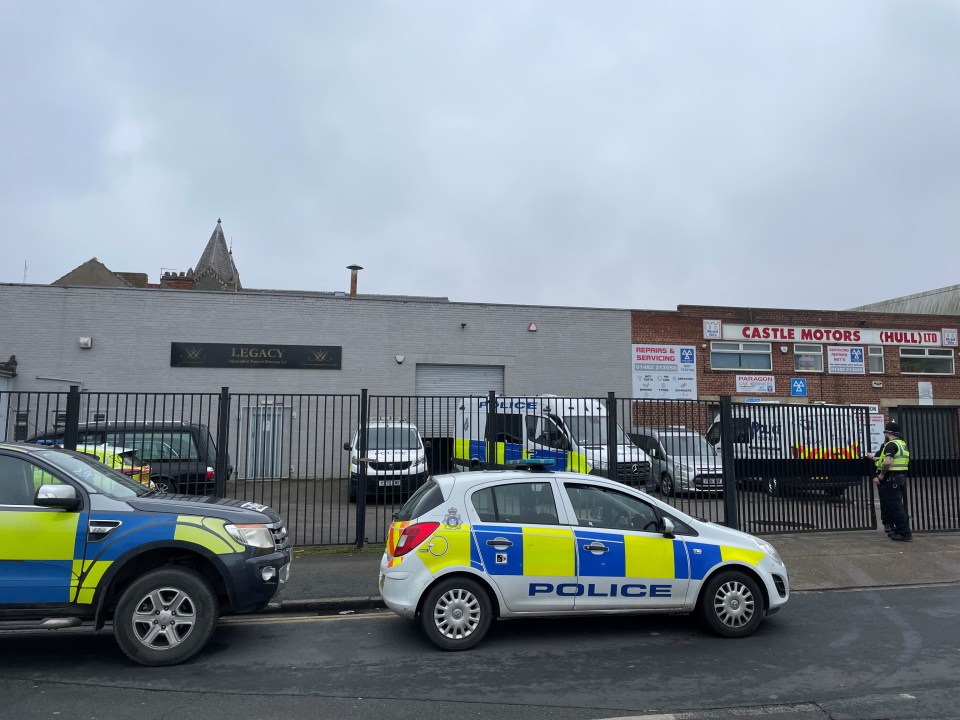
left=661, top=516, right=675, bottom=537
left=35, top=484, right=80, bottom=510
left=343, top=442, right=352, bottom=451
left=423, top=440, right=432, bottom=451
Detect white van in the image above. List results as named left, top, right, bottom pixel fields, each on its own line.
left=704, top=404, right=875, bottom=496
left=452, top=395, right=653, bottom=489
left=343, top=418, right=430, bottom=502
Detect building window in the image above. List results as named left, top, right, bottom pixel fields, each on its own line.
left=794, top=344, right=823, bottom=372
left=710, top=342, right=772, bottom=371
left=899, top=348, right=955, bottom=375
left=868, top=346, right=884, bottom=374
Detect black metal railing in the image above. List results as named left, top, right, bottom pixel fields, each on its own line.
left=4, top=388, right=958, bottom=545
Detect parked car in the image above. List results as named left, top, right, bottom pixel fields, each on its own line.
left=379, top=464, right=789, bottom=650
left=628, top=426, right=724, bottom=496
left=76, top=442, right=154, bottom=489
left=28, top=420, right=227, bottom=495
left=343, top=418, right=430, bottom=503
left=0, top=442, right=290, bottom=666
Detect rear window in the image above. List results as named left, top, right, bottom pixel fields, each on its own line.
left=106, top=432, right=201, bottom=462
left=395, top=480, right=444, bottom=521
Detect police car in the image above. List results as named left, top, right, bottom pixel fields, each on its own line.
left=379, top=462, right=789, bottom=650
left=0, top=442, right=291, bottom=666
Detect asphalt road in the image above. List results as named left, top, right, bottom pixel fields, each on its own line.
left=2, top=585, right=959, bottom=720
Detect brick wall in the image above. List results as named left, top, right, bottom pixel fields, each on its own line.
left=633, top=306, right=960, bottom=411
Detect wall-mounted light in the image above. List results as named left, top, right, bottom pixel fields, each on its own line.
left=395, top=354, right=405, bottom=365
left=779, top=346, right=789, bottom=354
left=460, top=322, right=467, bottom=329
left=528, top=323, right=537, bottom=332
left=79, top=337, right=92, bottom=349
left=872, top=380, right=883, bottom=388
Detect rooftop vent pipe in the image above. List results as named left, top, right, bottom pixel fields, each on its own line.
left=347, top=264, right=363, bottom=297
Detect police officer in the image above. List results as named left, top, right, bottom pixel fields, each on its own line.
left=866, top=421, right=912, bottom=542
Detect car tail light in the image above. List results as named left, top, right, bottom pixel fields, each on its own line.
left=393, top=522, right=439, bottom=557
left=206, top=467, right=215, bottom=481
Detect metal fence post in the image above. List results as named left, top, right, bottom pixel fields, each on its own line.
left=356, top=389, right=369, bottom=548
left=719, top=395, right=740, bottom=530
left=214, top=386, right=231, bottom=497
left=485, top=390, right=497, bottom=468
left=606, top=391, right=618, bottom=481
left=63, top=385, right=81, bottom=451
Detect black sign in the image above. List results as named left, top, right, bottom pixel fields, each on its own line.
left=171, top=343, right=342, bottom=370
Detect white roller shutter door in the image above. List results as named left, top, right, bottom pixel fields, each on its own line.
left=415, top=365, right=504, bottom=396
left=415, top=365, right=504, bottom=437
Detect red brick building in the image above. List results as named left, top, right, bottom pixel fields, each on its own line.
left=633, top=304, right=959, bottom=413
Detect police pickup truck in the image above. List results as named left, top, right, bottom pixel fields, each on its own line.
left=0, top=442, right=291, bottom=666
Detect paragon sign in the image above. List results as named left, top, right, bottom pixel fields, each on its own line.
left=171, top=343, right=342, bottom=369
left=720, top=324, right=943, bottom=346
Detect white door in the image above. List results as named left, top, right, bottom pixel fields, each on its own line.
left=241, top=405, right=285, bottom=479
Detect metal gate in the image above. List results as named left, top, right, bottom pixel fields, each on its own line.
left=9, top=388, right=960, bottom=548
left=894, top=406, right=960, bottom=533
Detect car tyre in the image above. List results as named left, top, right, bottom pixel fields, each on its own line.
left=698, top=570, right=765, bottom=638
left=420, top=577, right=492, bottom=651
left=659, top=473, right=675, bottom=497
left=151, top=477, right=177, bottom=494
left=113, top=567, right=218, bottom=667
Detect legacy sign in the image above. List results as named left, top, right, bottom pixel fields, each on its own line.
left=720, top=324, right=943, bottom=347
left=171, top=343, right=342, bottom=370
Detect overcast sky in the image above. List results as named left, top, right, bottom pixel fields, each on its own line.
left=2, top=2, right=958, bottom=311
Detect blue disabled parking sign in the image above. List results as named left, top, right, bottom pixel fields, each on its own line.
left=791, top=378, right=807, bottom=397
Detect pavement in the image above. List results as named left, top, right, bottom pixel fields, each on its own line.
left=269, top=528, right=960, bottom=614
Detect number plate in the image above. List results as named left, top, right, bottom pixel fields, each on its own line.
left=378, top=479, right=401, bottom=487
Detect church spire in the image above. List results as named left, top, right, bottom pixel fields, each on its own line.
left=194, top=219, right=241, bottom=291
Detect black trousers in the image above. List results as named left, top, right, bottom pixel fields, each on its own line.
left=878, top=476, right=910, bottom=536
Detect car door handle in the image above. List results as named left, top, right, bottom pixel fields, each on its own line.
left=486, top=537, right=513, bottom=548
left=582, top=542, right=609, bottom=553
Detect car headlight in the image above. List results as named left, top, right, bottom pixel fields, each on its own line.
left=677, top=463, right=693, bottom=477
left=754, top=537, right=783, bottom=565
left=350, top=456, right=358, bottom=467
left=414, top=456, right=427, bottom=469
left=225, top=523, right=276, bottom=550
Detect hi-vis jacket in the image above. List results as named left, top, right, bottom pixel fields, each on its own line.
left=875, top=438, right=910, bottom=475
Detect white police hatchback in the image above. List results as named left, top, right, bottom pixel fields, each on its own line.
left=379, top=464, right=789, bottom=650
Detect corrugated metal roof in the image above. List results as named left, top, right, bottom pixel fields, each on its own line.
left=851, top=283, right=960, bottom=315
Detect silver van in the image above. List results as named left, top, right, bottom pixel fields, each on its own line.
left=627, top=426, right=724, bottom=496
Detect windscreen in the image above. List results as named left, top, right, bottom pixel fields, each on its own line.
left=565, top=416, right=628, bottom=446
left=41, top=450, right=148, bottom=498
left=363, top=427, right=421, bottom=451
left=662, top=434, right=716, bottom=458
